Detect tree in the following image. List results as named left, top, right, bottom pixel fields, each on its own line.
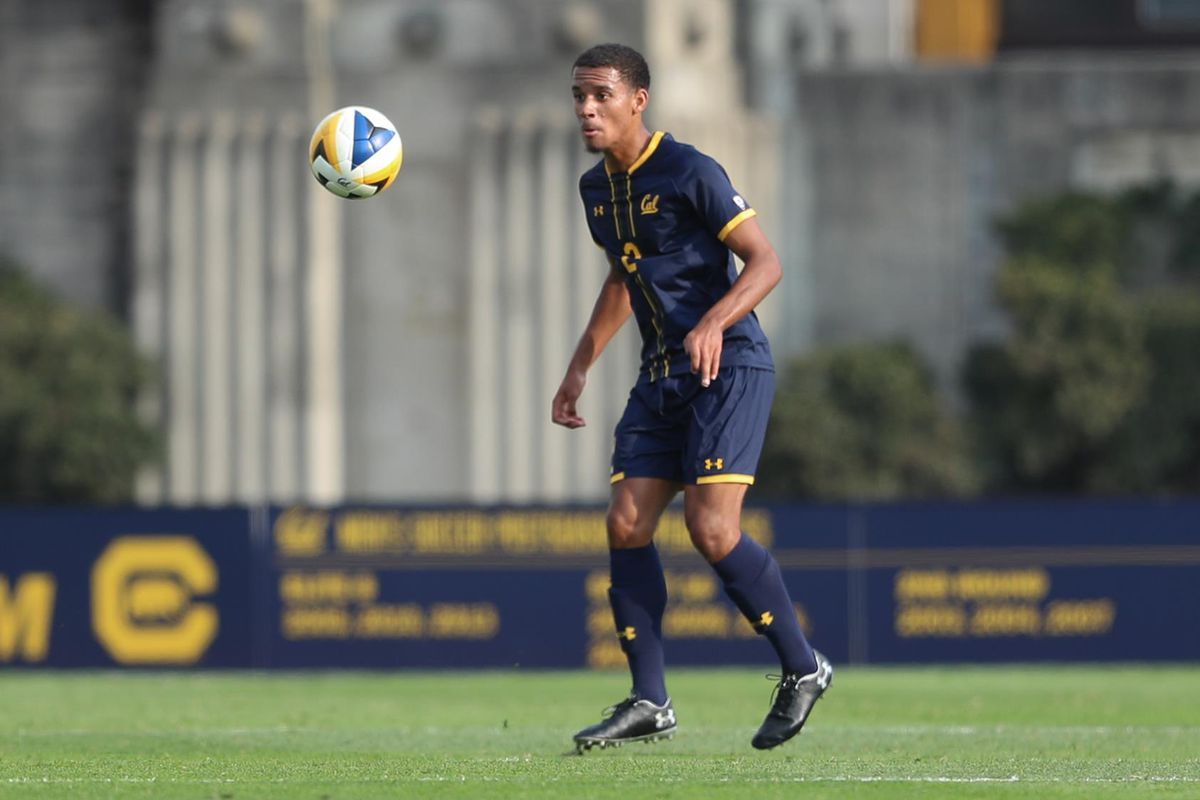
left=966, top=182, right=1200, bottom=495
left=963, top=258, right=1147, bottom=492
left=0, top=260, right=159, bottom=502
left=1092, top=291, right=1200, bottom=494
left=756, top=342, right=978, bottom=500
left=996, top=192, right=1130, bottom=272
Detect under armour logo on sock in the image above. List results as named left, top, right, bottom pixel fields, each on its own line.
left=755, top=611, right=774, bottom=631
left=617, top=626, right=637, bottom=641
left=654, top=709, right=676, bottom=729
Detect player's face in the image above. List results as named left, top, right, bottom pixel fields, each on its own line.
left=571, top=66, right=645, bottom=153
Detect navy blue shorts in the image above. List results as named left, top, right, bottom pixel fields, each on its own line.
left=610, top=366, right=775, bottom=486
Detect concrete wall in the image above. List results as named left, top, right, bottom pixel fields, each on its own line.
left=0, top=0, right=151, bottom=309
left=781, top=56, right=1200, bottom=391
left=129, top=0, right=770, bottom=504
left=10, top=0, right=1200, bottom=504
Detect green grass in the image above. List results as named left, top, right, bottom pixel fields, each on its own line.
left=2, top=666, right=1198, bottom=798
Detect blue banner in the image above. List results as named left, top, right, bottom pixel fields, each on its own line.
left=3, top=501, right=1198, bottom=668
left=853, top=502, right=1200, bottom=663
left=1, top=508, right=254, bottom=667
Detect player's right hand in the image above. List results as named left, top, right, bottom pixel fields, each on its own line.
left=552, top=370, right=588, bottom=429
left=684, top=319, right=723, bottom=388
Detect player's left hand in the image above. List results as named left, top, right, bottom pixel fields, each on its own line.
left=684, top=321, right=723, bottom=388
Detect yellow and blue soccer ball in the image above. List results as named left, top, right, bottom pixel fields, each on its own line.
left=309, top=106, right=403, bottom=199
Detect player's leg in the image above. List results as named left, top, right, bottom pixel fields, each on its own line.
left=682, top=366, right=831, bottom=749
left=684, top=481, right=831, bottom=750
left=575, top=477, right=681, bottom=752
left=606, top=476, right=680, bottom=705
left=575, top=380, right=685, bottom=752
left=684, top=482, right=817, bottom=678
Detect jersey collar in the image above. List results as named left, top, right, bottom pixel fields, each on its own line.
left=605, top=130, right=666, bottom=177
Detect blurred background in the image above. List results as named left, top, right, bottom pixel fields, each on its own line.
left=2, top=0, right=1199, bottom=671
left=3, top=0, right=1200, bottom=507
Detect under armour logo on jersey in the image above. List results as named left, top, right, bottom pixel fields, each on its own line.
left=640, top=193, right=660, bottom=215
left=704, top=458, right=724, bottom=471
left=617, top=626, right=637, bottom=641
left=654, top=709, right=676, bottom=729
left=594, top=204, right=605, bottom=216
left=732, top=194, right=747, bottom=210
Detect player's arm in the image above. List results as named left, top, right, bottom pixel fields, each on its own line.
left=552, top=257, right=633, bottom=429
left=683, top=217, right=782, bottom=387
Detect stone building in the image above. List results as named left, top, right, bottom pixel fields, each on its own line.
left=4, top=0, right=1200, bottom=505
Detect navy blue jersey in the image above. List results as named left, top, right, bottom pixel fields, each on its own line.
left=580, top=132, right=774, bottom=381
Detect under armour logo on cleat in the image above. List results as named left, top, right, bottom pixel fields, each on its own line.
left=654, top=709, right=676, bottom=729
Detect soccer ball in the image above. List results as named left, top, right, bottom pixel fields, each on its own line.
left=308, top=106, right=403, bottom=199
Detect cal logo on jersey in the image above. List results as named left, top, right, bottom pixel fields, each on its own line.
left=640, top=193, right=660, bottom=215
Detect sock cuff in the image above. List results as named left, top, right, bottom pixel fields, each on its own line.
left=711, top=533, right=770, bottom=585
left=610, top=543, right=664, bottom=588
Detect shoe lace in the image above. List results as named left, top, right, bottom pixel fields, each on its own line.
left=764, top=673, right=804, bottom=711
left=601, top=694, right=639, bottom=719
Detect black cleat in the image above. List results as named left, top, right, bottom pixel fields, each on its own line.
left=751, top=650, right=833, bottom=750
left=573, top=695, right=677, bottom=753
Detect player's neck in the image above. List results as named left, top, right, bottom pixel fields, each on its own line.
left=604, top=126, right=653, bottom=174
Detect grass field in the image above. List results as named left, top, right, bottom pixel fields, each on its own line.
left=2, top=666, right=1198, bottom=798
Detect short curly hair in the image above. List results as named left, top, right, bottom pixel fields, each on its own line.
left=573, top=43, right=651, bottom=91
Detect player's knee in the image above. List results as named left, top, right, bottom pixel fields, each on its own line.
left=684, top=508, right=740, bottom=562
left=606, top=506, right=654, bottom=549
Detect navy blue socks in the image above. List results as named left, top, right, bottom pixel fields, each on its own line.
left=712, top=533, right=818, bottom=676
left=608, top=536, right=815, bottom=699
left=608, top=544, right=669, bottom=705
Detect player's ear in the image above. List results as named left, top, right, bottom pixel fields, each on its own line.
left=632, top=87, right=649, bottom=115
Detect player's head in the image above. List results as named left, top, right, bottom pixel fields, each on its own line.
left=571, top=43, right=651, bottom=154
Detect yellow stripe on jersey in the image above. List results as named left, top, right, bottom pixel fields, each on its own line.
left=631, top=271, right=667, bottom=381
left=626, top=175, right=636, bottom=237
left=717, top=209, right=757, bottom=242
left=696, top=473, right=756, bottom=485
left=607, top=175, right=622, bottom=239
left=627, top=131, right=665, bottom=175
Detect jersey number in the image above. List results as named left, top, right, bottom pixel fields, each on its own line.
left=620, top=242, right=642, bottom=274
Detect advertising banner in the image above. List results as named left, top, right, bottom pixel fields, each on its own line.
left=3, top=502, right=1198, bottom=668
left=856, top=502, right=1200, bottom=663
left=1, top=509, right=253, bottom=667
left=263, top=506, right=830, bottom=667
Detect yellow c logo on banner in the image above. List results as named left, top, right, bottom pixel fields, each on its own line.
left=91, top=536, right=218, bottom=665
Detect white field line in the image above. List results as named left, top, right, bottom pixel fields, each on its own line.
left=10, top=725, right=318, bottom=737
left=833, top=724, right=1200, bottom=736
left=672, top=724, right=1200, bottom=736
left=4, top=775, right=1200, bottom=785
left=10, top=724, right=1200, bottom=738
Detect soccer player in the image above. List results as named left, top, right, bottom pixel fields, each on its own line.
left=552, top=43, right=832, bottom=752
